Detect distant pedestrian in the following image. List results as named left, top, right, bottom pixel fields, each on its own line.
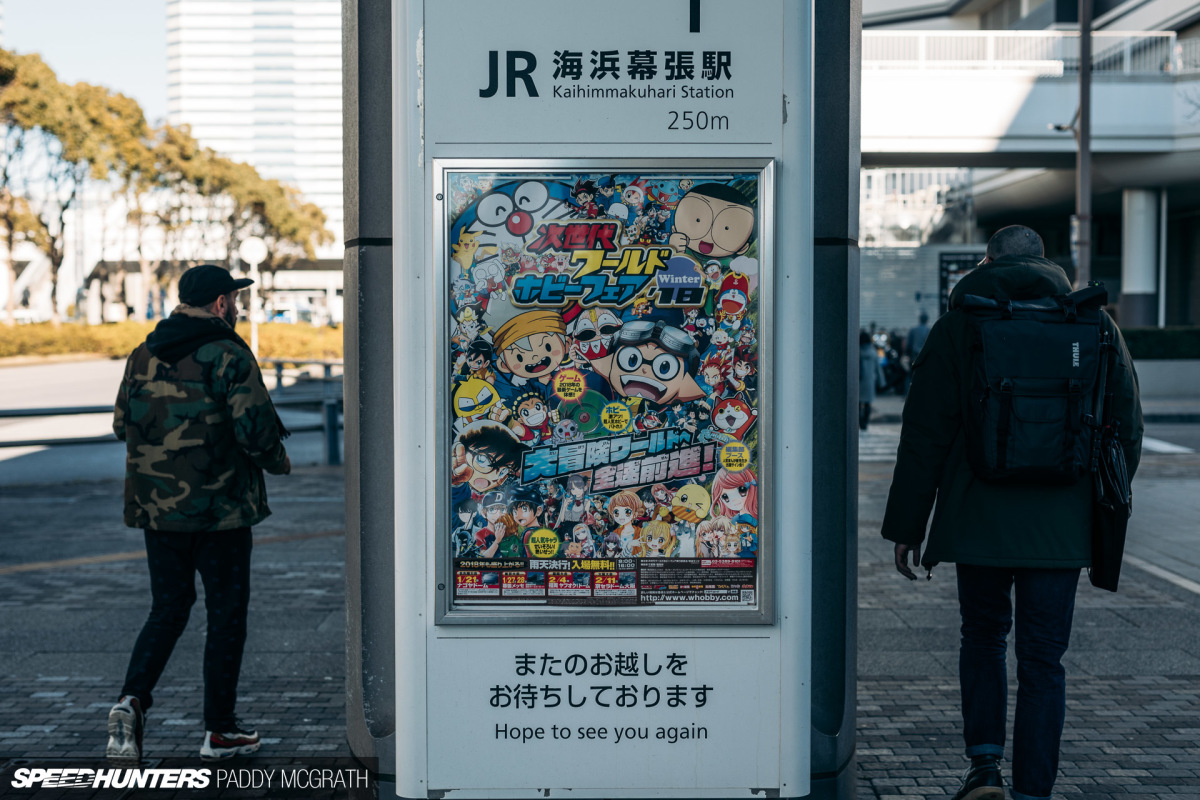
left=907, top=311, right=930, bottom=359
left=881, top=226, right=1142, bottom=800
left=108, top=264, right=291, bottom=765
left=858, top=330, right=882, bottom=431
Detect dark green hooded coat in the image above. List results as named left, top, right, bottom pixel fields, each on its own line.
left=881, top=255, right=1143, bottom=569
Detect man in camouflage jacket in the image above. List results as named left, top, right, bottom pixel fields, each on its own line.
left=106, top=264, right=290, bottom=766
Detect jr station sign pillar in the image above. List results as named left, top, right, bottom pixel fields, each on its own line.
left=391, top=1, right=816, bottom=796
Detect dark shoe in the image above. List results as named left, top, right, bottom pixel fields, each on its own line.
left=952, top=757, right=1004, bottom=800
left=106, top=696, right=144, bottom=766
left=200, top=720, right=261, bottom=760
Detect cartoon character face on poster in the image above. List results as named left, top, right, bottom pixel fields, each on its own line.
left=712, top=467, right=759, bottom=524
left=549, top=418, right=582, bottom=445
left=639, top=520, right=677, bottom=558
left=592, top=321, right=705, bottom=405
left=453, top=378, right=501, bottom=423
left=669, top=183, right=756, bottom=259
left=695, top=515, right=731, bottom=558
left=710, top=394, right=758, bottom=440
left=565, top=306, right=623, bottom=361
left=671, top=484, right=711, bottom=523
left=456, top=181, right=572, bottom=265
left=621, top=184, right=645, bottom=216
left=699, top=353, right=730, bottom=394
left=453, top=307, right=486, bottom=345
left=717, top=273, right=751, bottom=325
left=509, top=486, right=544, bottom=531
left=492, top=310, right=569, bottom=392
left=452, top=421, right=529, bottom=495
left=445, top=170, right=765, bottom=607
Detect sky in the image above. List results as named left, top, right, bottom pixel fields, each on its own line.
left=4, top=0, right=168, bottom=125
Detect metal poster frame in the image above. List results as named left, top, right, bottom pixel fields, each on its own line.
left=432, top=158, right=776, bottom=626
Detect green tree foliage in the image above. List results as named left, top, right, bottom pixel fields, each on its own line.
left=0, top=53, right=47, bottom=324
left=0, top=47, right=332, bottom=323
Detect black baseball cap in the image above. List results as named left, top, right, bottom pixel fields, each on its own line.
left=178, top=264, right=253, bottom=307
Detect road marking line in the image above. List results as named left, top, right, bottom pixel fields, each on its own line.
left=1124, top=554, right=1200, bottom=597
left=1142, top=436, right=1195, bottom=454
left=0, top=529, right=345, bottom=576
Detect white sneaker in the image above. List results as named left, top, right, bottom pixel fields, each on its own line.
left=106, top=696, right=144, bottom=766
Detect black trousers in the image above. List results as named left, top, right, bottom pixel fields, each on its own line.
left=120, top=528, right=252, bottom=730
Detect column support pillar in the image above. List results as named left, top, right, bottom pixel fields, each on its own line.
left=1120, top=188, right=1158, bottom=327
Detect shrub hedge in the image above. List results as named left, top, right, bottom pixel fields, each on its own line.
left=6, top=322, right=1188, bottom=362
left=0, top=321, right=344, bottom=361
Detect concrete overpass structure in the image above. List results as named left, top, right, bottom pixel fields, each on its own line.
left=861, top=28, right=1200, bottom=325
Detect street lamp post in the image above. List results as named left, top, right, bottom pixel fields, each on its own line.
left=238, top=237, right=268, bottom=356
left=1076, top=0, right=1093, bottom=287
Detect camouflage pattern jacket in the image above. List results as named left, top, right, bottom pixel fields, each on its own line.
left=113, top=306, right=289, bottom=531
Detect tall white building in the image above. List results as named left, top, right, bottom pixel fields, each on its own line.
left=166, top=0, right=342, bottom=258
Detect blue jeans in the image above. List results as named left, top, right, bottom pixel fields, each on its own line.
left=956, top=564, right=1080, bottom=800
left=121, top=529, right=253, bottom=730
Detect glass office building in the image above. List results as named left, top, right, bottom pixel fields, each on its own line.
left=167, top=0, right=342, bottom=257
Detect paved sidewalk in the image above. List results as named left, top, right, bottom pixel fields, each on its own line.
left=5, top=416, right=1199, bottom=798
left=0, top=468, right=349, bottom=772
left=869, top=393, right=1200, bottom=425
left=856, top=450, right=1200, bottom=799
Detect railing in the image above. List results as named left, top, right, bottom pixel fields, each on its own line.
left=863, top=31, right=1184, bottom=76
left=1179, top=38, right=1200, bottom=74
left=0, top=359, right=344, bottom=466
left=260, top=358, right=343, bottom=393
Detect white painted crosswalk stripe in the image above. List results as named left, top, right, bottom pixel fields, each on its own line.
left=1142, top=436, right=1195, bottom=455
left=858, top=425, right=901, bottom=462
left=859, top=428, right=1193, bottom=461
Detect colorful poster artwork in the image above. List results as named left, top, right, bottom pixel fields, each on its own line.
left=447, top=170, right=763, bottom=607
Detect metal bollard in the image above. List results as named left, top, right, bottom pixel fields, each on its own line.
left=275, top=363, right=285, bottom=392
left=323, top=398, right=342, bottom=466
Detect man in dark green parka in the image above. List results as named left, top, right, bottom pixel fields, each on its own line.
left=881, top=226, right=1142, bottom=800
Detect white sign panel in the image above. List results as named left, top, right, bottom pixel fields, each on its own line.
left=424, top=0, right=785, bottom=149
left=427, top=637, right=781, bottom=791
left=401, top=0, right=811, bottom=796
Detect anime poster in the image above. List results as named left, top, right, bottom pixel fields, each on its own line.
left=445, top=169, right=765, bottom=607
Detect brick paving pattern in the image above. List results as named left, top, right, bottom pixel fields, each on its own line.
left=856, top=454, right=1200, bottom=799
left=0, top=469, right=353, bottom=797
left=5, top=439, right=1200, bottom=798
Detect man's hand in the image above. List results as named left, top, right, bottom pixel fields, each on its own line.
left=282, top=456, right=292, bottom=475
left=894, top=542, right=921, bottom=581
left=451, top=443, right=472, bottom=485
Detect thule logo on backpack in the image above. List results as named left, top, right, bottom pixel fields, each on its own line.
left=1072, top=341, right=1080, bottom=367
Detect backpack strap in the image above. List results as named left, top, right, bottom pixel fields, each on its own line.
left=1067, top=379, right=1082, bottom=433
left=1066, top=378, right=1082, bottom=468
left=996, top=377, right=1014, bottom=470
left=1062, top=295, right=1078, bottom=323
left=1088, top=331, right=1113, bottom=475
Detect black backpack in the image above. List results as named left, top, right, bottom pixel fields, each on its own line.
left=961, top=285, right=1108, bottom=485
